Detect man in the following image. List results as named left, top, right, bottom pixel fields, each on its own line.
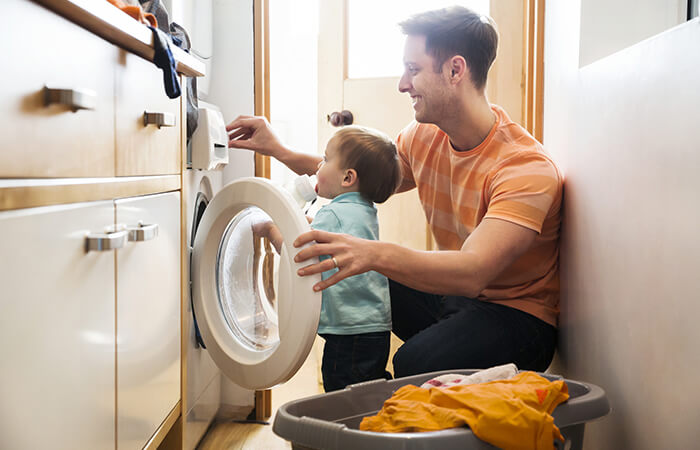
left=227, top=6, right=562, bottom=377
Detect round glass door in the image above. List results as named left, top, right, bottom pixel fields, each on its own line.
left=216, top=206, right=280, bottom=352
left=191, top=177, right=322, bottom=390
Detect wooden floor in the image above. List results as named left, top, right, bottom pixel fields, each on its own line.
left=198, top=338, right=325, bottom=449
left=196, top=422, right=289, bottom=450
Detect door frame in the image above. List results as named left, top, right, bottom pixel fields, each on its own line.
left=253, top=0, right=272, bottom=420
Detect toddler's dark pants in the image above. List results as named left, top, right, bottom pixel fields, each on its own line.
left=320, top=331, right=391, bottom=392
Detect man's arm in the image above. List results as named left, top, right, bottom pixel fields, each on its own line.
left=293, top=218, right=537, bottom=295
left=227, top=115, right=321, bottom=175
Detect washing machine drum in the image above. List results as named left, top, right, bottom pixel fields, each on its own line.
left=191, top=177, right=322, bottom=390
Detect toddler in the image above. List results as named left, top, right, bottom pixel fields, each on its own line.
left=311, top=125, right=401, bottom=392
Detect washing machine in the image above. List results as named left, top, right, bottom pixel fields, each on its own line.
left=183, top=104, right=323, bottom=449
left=183, top=104, right=228, bottom=450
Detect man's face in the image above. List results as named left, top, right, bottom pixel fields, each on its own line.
left=398, top=35, right=453, bottom=125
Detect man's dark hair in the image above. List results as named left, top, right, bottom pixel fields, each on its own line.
left=399, top=6, right=498, bottom=90
left=334, top=126, right=401, bottom=204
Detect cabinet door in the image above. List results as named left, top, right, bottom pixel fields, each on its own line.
left=0, top=201, right=116, bottom=449
left=115, top=52, right=181, bottom=176
left=0, top=0, right=116, bottom=178
left=115, top=192, right=181, bottom=449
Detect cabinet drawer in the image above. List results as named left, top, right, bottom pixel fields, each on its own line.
left=116, top=52, right=181, bottom=176
left=0, top=0, right=117, bottom=178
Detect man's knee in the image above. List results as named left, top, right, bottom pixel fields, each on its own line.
left=392, top=341, right=423, bottom=378
left=392, top=346, right=409, bottom=378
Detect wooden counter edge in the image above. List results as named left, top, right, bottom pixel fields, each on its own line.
left=32, top=0, right=205, bottom=77
left=0, top=176, right=181, bottom=211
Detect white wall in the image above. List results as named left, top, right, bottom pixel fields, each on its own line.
left=209, top=0, right=256, bottom=185
left=545, top=1, right=700, bottom=448
left=579, top=0, right=686, bottom=66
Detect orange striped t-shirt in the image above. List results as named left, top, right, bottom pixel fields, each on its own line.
left=396, top=105, right=563, bottom=326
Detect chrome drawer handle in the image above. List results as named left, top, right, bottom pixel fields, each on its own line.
left=127, top=223, right=159, bottom=242
left=86, top=230, right=128, bottom=252
left=43, top=86, right=97, bottom=111
left=143, top=111, right=176, bottom=128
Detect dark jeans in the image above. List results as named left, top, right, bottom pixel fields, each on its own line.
left=390, top=280, right=557, bottom=378
left=319, top=331, right=391, bottom=392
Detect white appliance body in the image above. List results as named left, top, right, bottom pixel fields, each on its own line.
left=184, top=167, right=225, bottom=450
left=184, top=171, right=323, bottom=450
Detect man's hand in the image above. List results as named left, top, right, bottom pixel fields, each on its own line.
left=293, top=230, right=376, bottom=292
left=226, top=115, right=322, bottom=176
left=227, top=115, right=286, bottom=158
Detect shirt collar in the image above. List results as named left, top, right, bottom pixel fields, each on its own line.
left=330, top=191, right=371, bottom=205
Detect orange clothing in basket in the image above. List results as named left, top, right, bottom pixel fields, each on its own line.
left=359, top=371, right=569, bottom=450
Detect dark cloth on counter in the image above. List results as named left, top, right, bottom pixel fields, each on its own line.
left=148, top=26, right=181, bottom=99
left=141, top=0, right=199, bottom=139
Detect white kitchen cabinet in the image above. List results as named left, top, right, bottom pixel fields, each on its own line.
left=0, top=201, right=117, bottom=450
left=0, top=0, right=117, bottom=178
left=116, top=192, right=181, bottom=449
left=0, top=1, right=202, bottom=447
left=0, top=193, right=181, bottom=450
left=115, top=52, right=182, bottom=177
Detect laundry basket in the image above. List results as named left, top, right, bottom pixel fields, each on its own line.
left=272, top=369, right=610, bottom=450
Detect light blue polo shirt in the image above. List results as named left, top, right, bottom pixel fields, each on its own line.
left=311, top=192, right=392, bottom=335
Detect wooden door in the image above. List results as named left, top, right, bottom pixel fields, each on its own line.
left=317, top=0, right=526, bottom=371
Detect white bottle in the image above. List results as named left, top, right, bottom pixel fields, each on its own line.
left=283, top=174, right=318, bottom=209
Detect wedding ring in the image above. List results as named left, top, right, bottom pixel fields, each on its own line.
left=331, top=256, right=339, bottom=269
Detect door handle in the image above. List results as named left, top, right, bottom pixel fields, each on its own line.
left=86, top=230, right=128, bottom=252
left=127, top=223, right=159, bottom=242
left=43, top=86, right=97, bottom=112
left=143, top=111, right=176, bottom=128
left=326, top=110, right=353, bottom=127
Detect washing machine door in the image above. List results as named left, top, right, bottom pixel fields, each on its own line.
left=191, top=177, right=322, bottom=390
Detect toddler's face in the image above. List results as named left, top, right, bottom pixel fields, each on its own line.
left=316, top=136, right=347, bottom=199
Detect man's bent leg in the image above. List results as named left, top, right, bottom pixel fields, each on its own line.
left=392, top=297, right=557, bottom=377
left=389, top=280, right=444, bottom=342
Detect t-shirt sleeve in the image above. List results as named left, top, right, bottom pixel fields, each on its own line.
left=311, top=207, right=342, bottom=234
left=396, top=124, right=417, bottom=191
left=484, top=153, right=562, bottom=233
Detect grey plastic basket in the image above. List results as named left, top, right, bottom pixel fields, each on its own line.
left=273, top=369, right=610, bottom=450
